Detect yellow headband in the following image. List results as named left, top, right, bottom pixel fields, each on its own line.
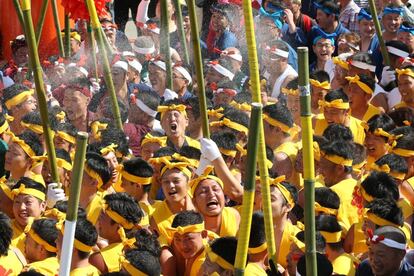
left=309, top=79, right=331, bottom=90
left=5, top=90, right=34, bottom=110
left=270, top=176, right=295, bottom=206
left=5, top=114, right=14, bottom=122
left=190, top=166, right=224, bottom=196
left=103, top=203, right=136, bottom=230
left=319, top=230, right=342, bottom=243
left=369, top=163, right=406, bottom=181
left=100, top=143, right=118, bottom=156
left=365, top=212, right=400, bottom=228
left=210, top=118, right=248, bottom=135
left=318, top=99, right=350, bottom=109
left=236, top=143, right=247, bottom=156
left=148, top=156, right=172, bottom=165
left=56, top=131, right=76, bottom=145
left=120, top=255, right=146, bottom=276
left=56, top=220, right=93, bottom=252
left=208, top=107, right=225, bottom=119
left=44, top=208, right=66, bottom=221
left=332, top=56, right=349, bottom=70
left=11, top=184, right=45, bottom=201
left=171, top=153, right=199, bottom=168
left=230, top=101, right=252, bottom=112
left=12, top=135, right=36, bottom=158
left=315, top=202, right=338, bottom=216
left=352, top=160, right=366, bottom=175
left=20, top=122, right=44, bottom=134
left=290, top=235, right=305, bottom=252
left=26, top=228, right=57, bottom=252
left=359, top=185, right=375, bottom=203
left=361, top=121, right=395, bottom=140
left=345, top=75, right=373, bottom=95
left=313, top=141, right=321, bottom=161
left=56, top=111, right=66, bottom=122
left=85, top=164, right=104, bottom=189
left=263, top=114, right=300, bottom=137
left=248, top=242, right=267, bottom=254
left=321, top=151, right=353, bottom=166
left=0, top=180, right=12, bottom=200
left=117, top=164, right=152, bottom=185
left=90, top=121, right=108, bottom=141
left=160, top=160, right=192, bottom=179
left=219, top=147, right=237, bottom=158
left=0, top=120, right=9, bottom=135
left=206, top=246, right=234, bottom=271
left=57, top=158, right=73, bottom=171
left=393, top=147, right=414, bottom=157
left=141, top=133, right=167, bottom=147
left=157, top=104, right=187, bottom=119
left=169, top=222, right=205, bottom=235
left=281, top=87, right=300, bottom=96
left=396, top=68, right=414, bottom=79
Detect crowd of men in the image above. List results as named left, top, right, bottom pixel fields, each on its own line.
left=1, top=0, right=414, bottom=274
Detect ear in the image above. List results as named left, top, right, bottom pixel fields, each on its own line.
left=201, top=230, right=208, bottom=239
left=40, top=200, right=47, bottom=212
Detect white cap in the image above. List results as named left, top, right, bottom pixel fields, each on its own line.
left=128, top=60, right=142, bottom=73
left=113, top=60, right=129, bottom=72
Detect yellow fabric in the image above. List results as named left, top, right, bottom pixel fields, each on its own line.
left=169, top=222, right=205, bottom=235
left=245, top=262, right=268, bottom=275
left=278, top=222, right=301, bottom=268
left=25, top=257, right=59, bottom=276
left=56, top=220, right=93, bottom=252
left=86, top=191, right=106, bottom=225
left=100, top=143, right=118, bottom=156
left=219, top=207, right=239, bottom=237
left=11, top=135, right=37, bottom=158
left=281, top=87, right=299, bottom=96
left=263, top=114, right=300, bottom=137
left=11, top=184, right=45, bottom=201
left=117, top=164, right=152, bottom=185
left=90, top=121, right=108, bottom=141
left=70, top=265, right=100, bottom=276
left=103, top=203, right=137, bottom=230
left=230, top=101, right=252, bottom=111
left=248, top=242, right=267, bottom=254
left=100, top=242, right=124, bottom=272
left=310, top=79, right=331, bottom=89
left=189, top=248, right=207, bottom=276
left=208, top=107, right=225, bottom=119
left=210, top=118, right=248, bottom=134
left=219, top=147, right=237, bottom=158
left=345, top=75, right=374, bottom=94
left=331, top=178, right=359, bottom=230
left=85, top=165, right=104, bottom=190
left=332, top=253, right=358, bottom=276
left=5, top=90, right=34, bottom=109
left=138, top=201, right=161, bottom=227
left=20, top=122, right=43, bottom=134
left=26, top=229, right=57, bottom=252
left=315, top=202, right=338, bottom=216
left=396, top=68, right=414, bottom=78
left=366, top=212, right=400, bottom=228
left=151, top=200, right=175, bottom=244
left=320, top=230, right=342, bottom=243
left=11, top=219, right=26, bottom=253
left=362, top=104, right=382, bottom=122
left=206, top=246, right=234, bottom=270
left=141, top=133, right=167, bottom=147
left=0, top=248, right=25, bottom=275
left=0, top=120, right=9, bottom=135
left=271, top=178, right=295, bottom=207
left=160, top=159, right=192, bottom=179
left=120, top=255, right=146, bottom=276
left=352, top=221, right=368, bottom=255
left=318, top=99, right=350, bottom=109
left=393, top=147, right=414, bottom=157
left=185, top=136, right=201, bottom=149
left=172, top=153, right=200, bottom=168
left=190, top=166, right=224, bottom=197
left=398, top=198, right=413, bottom=220
left=61, top=31, right=81, bottom=43
left=56, top=131, right=76, bottom=145
left=321, top=152, right=353, bottom=167
left=274, top=142, right=301, bottom=187
left=315, top=115, right=365, bottom=145
left=333, top=56, right=349, bottom=70
left=157, top=104, right=187, bottom=119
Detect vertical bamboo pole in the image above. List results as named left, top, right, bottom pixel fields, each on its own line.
left=234, top=103, right=261, bottom=275
left=13, top=0, right=25, bottom=33
left=298, top=47, right=317, bottom=276
left=368, top=0, right=390, bottom=66
left=50, top=0, right=65, bottom=57
left=240, top=0, right=277, bottom=266
left=58, top=132, right=88, bottom=276
left=85, top=0, right=123, bottom=130
left=187, top=0, right=210, bottom=138
left=35, top=0, right=49, bottom=46
left=87, top=22, right=99, bottom=80
left=173, top=0, right=190, bottom=65
left=64, top=14, right=71, bottom=58
left=21, top=0, right=60, bottom=184
left=160, top=0, right=173, bottom=90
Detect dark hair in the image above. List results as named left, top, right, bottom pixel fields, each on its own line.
left=123, top=158, right=153, bottom=193
left=366, top=114, right=396, bottom=142
left=209, top=237, right=238, bottom=268
left=351, top=74, right=375, bottom=92
left=124, top=248, right=161, bottom=276
left=310, top=70, right=330, bottom=83
left=179, top=146, right=201, bottom=161
left=16, top=131, right=44, bottom=157
left=31, top=218, right=58, bottom=254
left=263, top=102, right=294, bottom=131
left=296, top=231, right=326, bottom=253
left=276, top=181, right=298, bottom=206
left=387, top=107, right=414, bottom=127
left=74, top=218, right=98, bottom=258
left=297, top=253, right=333, bottom=276
left=324, top=89, right=349, bottom=103
left=12, top=177, right=46, bottom=199
left=390, top=126, right=414, bottom=137
left=361, top=171, right=399, bottom=201
left=104, top=193, right=143, bottom=227
left=21, top=111, right=58, bottom=131
left=211, top=131, right=238, bottom=156
left=101, top=97, right=128, bottom=123
left=2, top=84, right=31, bottom=112
left=268, top=39, right=289, bottom=52
left=366, top=198, right=404, bottom=227
left=185, top=96, right=213, bottom=120
left=233, top=92, right=252, bottom=105
left=0, top=212, right=12, bottom=256
left=315, top=187, right=340, bottom=210
left=393, top=133, right=414, bottom=152
left=55, top=122, right=77, bottom=138
left=100, top=128, right=130, bottom=157
left=171, top=210, right=204, bottom=228
left=55, top=148, right=72, bottom=165
left=249, top=211, right=266, bottom=249
left=153, top=147, right=177, bottom=158
left=352, top=143, right=366, bottom=167
left=317, top=0, right=340, bottom=17
left=315, top=215, right=343, bottom=250
left=322, top=124, right=353, bottom=142
left=223, top=109, right=250, bottom=128
left=85, top=152, right=112, bottom=186
left=320, top=140, right=354, bottom=172
left=134, top=229, right=161, bottom=257
left=375, top=154, right=408, bottom=175
left=54, top=201, right=87, bottom=219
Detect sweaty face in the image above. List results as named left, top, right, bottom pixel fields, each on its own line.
left=193, top=179, right=225, bottom=217
left=161, top=110, right=189, bottom=139
left=323, top=106, right=348, bottom=125
left=398, top=75, right=414, bottom=104
left=364, top=132, right=388, bottom=160
left=318, top=157, right=338, bottom=187
left=13, top=194, right=45, bottom=227
left=173, top=232, right=204, bottom=259
left=111, top=67, right=127, bottom=91
left=161, top=169, right=188, bottom=203
left=270, top=186, right=288, bottom=220
left=63, top=89, right=90, bottom=122
left=368, top=242, right=405, bottom=276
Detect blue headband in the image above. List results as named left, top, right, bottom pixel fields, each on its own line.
left=399, top=25, right=414, bottom=35
left=358, top=9, right=372, bottom=21
left=383, top=7, right=404, bottom=16
left=259, top=7, right=284, bottom=29
left=312, top=27, right=337, bottom=45
left=313, top=1, right=338, bottom=15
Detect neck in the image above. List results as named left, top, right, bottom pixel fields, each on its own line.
left=11, top=169, right=26, bottom=181
left=169, top=135, right=186, bottom=150
left=383, top=31, right=397, bottom=41
left=274, top=215, right=289, bottom=254
left=248, top=252, right=268, bottom=269
left=327, top=248, right=344, bottom=263
left=10, top=120, right=24, bottom=135
left=293, top=10, right=301, bottom=20
left=117, top=83, right=128, bottom=102
left=187, top=127, right=203, bottom=141
left=167, top=195, right=192, bottom=214
left=185, top=246, right=205, bottom=276
left=79, top=186, right=97, bottom=209
left=177, top=87, right=187, bottom=97
left=71, top=114, right=88, bottom=132
left=70, top=251, right=90, bottom=271
left=330, top=173, right=352, bottom=187
left=138, top=192, right=151, bottom=205
left=325, top=21, right=338, bottom=33
left=351, top=104, right=368, bottom=120
left=204, top=212, right=223, bottom=234
left=316, top=59, right=327, bottom=70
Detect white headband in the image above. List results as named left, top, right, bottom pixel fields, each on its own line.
left=122, top=51, right=135, bottom=57
left=215, top=88, right=237, bottom=96
left=209, top=63, right=235, bottom=80
left=113, top=60, right=129, bottom=72
left=128, top=60, right=142, bottom=73
left=338, top=39, right=360, bottom=51
left=387, top=46, right=409, bottom=58
left=67, top=63, right=89, bottom=77
left=350, top=60, right=376, bottom=72
left=370, top=235, right=406, bottom=250
left=266, top=46, right=289, bottom=58
left=132, top=44, right=156, bottom=55
left=221, top=50, right=243, bottom=62
left=151, top=60, right=166, bottom=71
left=136, top=98, right=157, bottom=117
left=174, top=65, right=192, bottom=84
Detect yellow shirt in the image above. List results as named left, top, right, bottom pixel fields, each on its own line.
left=86, top=191, right=106, bottom=225
left=0, top=248, right=25, bottom=275
left=100, top=242, right=124, bottom=273
left=398, top=198, right=413, bottom=220
left=11, top=219, right=26, bottom=253
left=139, top=200, right=161, bottom=227
left=245, top=262, right=267, bottom=275
left=314, top=115, right=365, bottom=145
left=151, top=200, right=175, bottom=244
left=330, top=178, right=359, bottom=230
left=278, top=221, right=301, bottom=268
left=188, top=248, right=206, bottom=276
left=25, top=256, right=59, bottom=276
left=219, top=207, right=239, bottom=237
left=362, top=104, right=382, bottom=122
left=332, top=253, right=358, bottom=276
left=275, top=142, right=301, bottom=188
left=352, top=221, right=368, bottom=256
left=70, top=265, right=100, bottom=276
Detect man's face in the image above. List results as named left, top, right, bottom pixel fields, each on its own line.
left=25, top=234, right=41, bottom=263
left=257, top=18, right=280, bottom=42
left=368, top=243, right=405, bottom=276
left=13, top=194, right=45, bottom=227
left=172, top=69, right=188, bottom=93
left=311, top=86, right=329, bottom=110
left=270, top=186, right=288, bottom=220
left=161, top=110, right=188, bottom=139
left=211, top=12, right=229, bottom=33
left=364, top=132, right=389, bottom=160
left=70, top=38, right=81, bottom=54
left=382, top=13, right=402, bottom=33
left=63, top=89, right=90, bottom=122
left=263, top=51, right=286, bottom=75
left=313, top=38, right=334, bottom=62
left=398, top=74, right=414, bottom=104
left=5, top=142, right=30, bottom=175
left=148, top=64, right=167, bottom=95
left=205, top=68, right=224, bottom=86
left=111, top=67, right=127, bottom=91
left=193, top=179, right=225, bottom=217
left=11, top=95, right=37, bottom=119
left=98, top=211, right=118, bottom=240
left=323, top=106, right=348, bottom=125
left=287, top=94, right=300, bottom=125
left=141, top=142, right=161, bottom=161
left=348, top=83, right=370, bottom=111
left=213, top=92, right=233, bottom=106
left=42, top=161, right=67, bottom=185
left=13, top=46, right=29, bottom=65
left=161, top=169, right=188, bottom=203
left=359, top=19, right=375, bottom=38
left=286, top=243, right=304, bottom=276
left=54, top=135, right=71, bottom=152
left=398, top=32, right=414, bottom=53
left=283, top=0, right=300, bottom=13
left=316, top=10, right=332, bottom=30
left=173, top=232, right=204, bottom=259
left=318, top=157, right=338, bottom=186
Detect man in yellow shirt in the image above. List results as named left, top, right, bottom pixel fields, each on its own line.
left=245, top=211, right=268, bottom=275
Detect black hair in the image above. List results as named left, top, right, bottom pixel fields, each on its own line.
left=393, top=133, right=414, bottom=152
left=211, top=131, right=238, bottom=154
left=275, top=181, right=298, bottom=206
left=390, top=126, right=414, bottom=137
left=366, top=198, right=404, bottom=227
left=387, top=107, right=414, bottom=127
left=352, top=143, right=366, bottom=167
left=171, top=210, right=204, bottom=228
left=263, top=102, right=294, bottom=131
left=21, top=111, right=58, bottom=131
left=31, top=218, right=58, bottom=254
left=55, top=148, right=72, bottom=164
left=179, top=146, right=201, bottom=161
left=10, top=35, right=27, bottom=53
left=100, top=128, right=130, bottom=157
left=296, top=231, right=326, bottom=253
left=320, top=140, right=354, bottom=172
left=103, top=192, right=143, bottom=227
left=233, top=92, right=252, bottom=105
left=366, top=114, right=396, bottom=142
left=2, top=84, right=31, bottom=111
left=101, top=97, right=129, bottom=123
left=375, top=153, right=408, bottom=175
left=209, top=237, right=238, bottom=268
left=266, top=145, right=275, bottom=163
left=153, top=147, right=177, bottom=158
left=0, top=212, right=12, bottom=256
left=53, top=201, right=87, bottom=219
left=18, top=272, right=46, bottom=276
left=349, top=52, right=374, bottom=66
left=184, top=96, right=213, bottom=120
left=123, top=158, right=153, bottom=193
left=55, top=122, right=77, bottom=138
left=324, top=89, right=349, bottom=103
left=134, top=229, right=161, bottom=257
left=297, top=253, right=333, bottom=276
left=315, top=215, right=343, bottom=250
left=350, top=74, right=375, bottom=92
left=85, top=152, right=112, bottom=185
left=315, top=187, right=340, bottom=210
left=361, top=171, right=399, bottom=201
left=223, top=108, right=250, bottom=129
left=74, top=218, right=98, bottom=258
left=16, top=131, right=44, bottom=157
left=249, top=211, right=266, bottom=249
left=310, top=70, right=330, bottom=83
left=322, top=124, right=353, bottom=142
left=124, top=248, right=161, bottom=276
left=12, top=177, right=46, bottom=198
left=318, top=0, right=340, bottom=18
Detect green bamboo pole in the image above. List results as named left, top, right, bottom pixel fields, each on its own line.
left=35, top=0, right=49, bottom=46
left=85, top=0, right=123, bottom=130
left=21, top=0, right=60, bottom=184
left=12, top=0, right=25, bottom=33
left=160, top=0, right=173, bottom=90
left=298, top=47, right=317, bottom=276
left=87, top=22, right=99, bottom=80
left=58, top=132, right=88, bottom=276
left=64, top=14, right=71, bottom=58
left=50, top=0, right=65, bottom=57
left=368, top=0, right=390, bottom=66
left=173, top=0, right=190, bottom=65
left=234, top=103, right=261, bottom=275
left=241, top=0, right=277, bottom=266
left=187, top=0, right=210, bottom=138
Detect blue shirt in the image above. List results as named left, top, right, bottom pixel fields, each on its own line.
left=356, top=259, right=414, bottom=276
